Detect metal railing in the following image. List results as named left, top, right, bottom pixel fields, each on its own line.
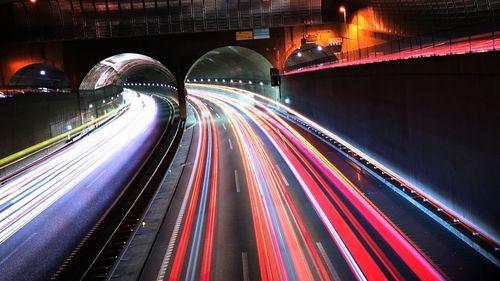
left=286, top=27, right=500, bottom=74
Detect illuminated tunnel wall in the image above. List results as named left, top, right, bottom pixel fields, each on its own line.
left=186, top=46, right=278, bottom=100
left=79, top=53, right=176, bottom=91
left=79, top=53, right=178, bottom=123
left=8, top=63, right=69, bottom=89
left=281, top=51, right=500, bottom=241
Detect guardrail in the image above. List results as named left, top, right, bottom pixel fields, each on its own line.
left=0, top=103, right=129, bottom=180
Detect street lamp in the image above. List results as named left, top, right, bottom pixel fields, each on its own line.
left=339, top=6, right=346, bottom=23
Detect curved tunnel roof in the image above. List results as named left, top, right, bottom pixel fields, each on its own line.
left=187, top=46, right=272, bottom=83
left=79, top=53, right=175, bottom=90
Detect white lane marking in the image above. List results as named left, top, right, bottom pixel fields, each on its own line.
left=234, top=170, right=240, bottom=193
left=0, top=232, right=37, bottom=266
left=156, top=104, right=203, bottom=281
left=228, top=138, right=233, bottom=150
left=222, top=124, right=227, bottom=131
left=275, top=164, right=289, bottom=186
left=216, top=113, right=220, bottom=118
left=242, top=252, right=250, bottom=281
left=316, top=242, right=342, bottom=281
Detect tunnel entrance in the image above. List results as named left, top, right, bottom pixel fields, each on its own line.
left=79, top=53, right=179, bottom=122
left=284, top=43, right=338, bottom=72
left=79, top=53, right=176, bottom=91
left=8, top=63, right=69, bottom=91
left=186, top=46, right=278, bottom=100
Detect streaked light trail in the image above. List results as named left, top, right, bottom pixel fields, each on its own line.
left=160, top=85, right=449, bottom=280
left=0, top=90, right=157, bottom=244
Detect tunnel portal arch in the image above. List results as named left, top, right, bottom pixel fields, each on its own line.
left=79, top=53, right=176, bottom=91
left=8, top=63, right=69, bottom=89
left=186, top=46, right=278, bottom=100
left=79, top=53, right=182, bottom=120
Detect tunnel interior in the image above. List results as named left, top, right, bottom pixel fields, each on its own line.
left=186, top=46, right=278, bottom=100
left=79, top=53, right=176, bottom=91
left=79, top=53, right=179, bottom=122
left=8, top=63, right=69, bottom=89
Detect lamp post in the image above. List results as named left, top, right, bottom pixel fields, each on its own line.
left=339, top=6, right=348, bottom=61
left=339, top=6, right=346, bottom=24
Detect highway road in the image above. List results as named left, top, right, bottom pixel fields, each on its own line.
left=0, top=90, right=173, bottom=281
left=142, top=84, right=499, bottom=281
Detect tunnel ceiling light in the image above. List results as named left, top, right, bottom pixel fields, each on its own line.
left=222, top=79, right=226, bottom=82
left=194, top=79, right=197, bottom=82
left=215, top=79, right=218, bottom=82
left=187, top=79, right=190, bottom=82
left=297, top=52, right=302, bottom=57
left=239, top=80, right=242, bottom=83
left=89, top=104, right=93, bottom=108
left=230, top=79, right=233, bottom=83
left=201, top=79, right=204, bottom=82
left=40, top=70, right=46, bottom=75
left=208, top=79, right=211, bottom=82
left=317, top=46, right=323, bottom=51
left=260, top=82, right=264, bottom=85
left=249, top=81, right=252, bottom=84
left=102, top=100, right=106, bottom=103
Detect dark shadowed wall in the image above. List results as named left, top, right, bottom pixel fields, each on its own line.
left=282, top=52, right=500, bottom=240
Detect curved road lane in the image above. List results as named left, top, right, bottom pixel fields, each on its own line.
left=139, top=85, right=498, bottom=281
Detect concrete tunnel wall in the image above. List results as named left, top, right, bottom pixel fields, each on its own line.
left=186, top=46, right=279, bottom=100
left=281, top=52, right=500, bottom=241
left=0, top=93, right=82, bottom=159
